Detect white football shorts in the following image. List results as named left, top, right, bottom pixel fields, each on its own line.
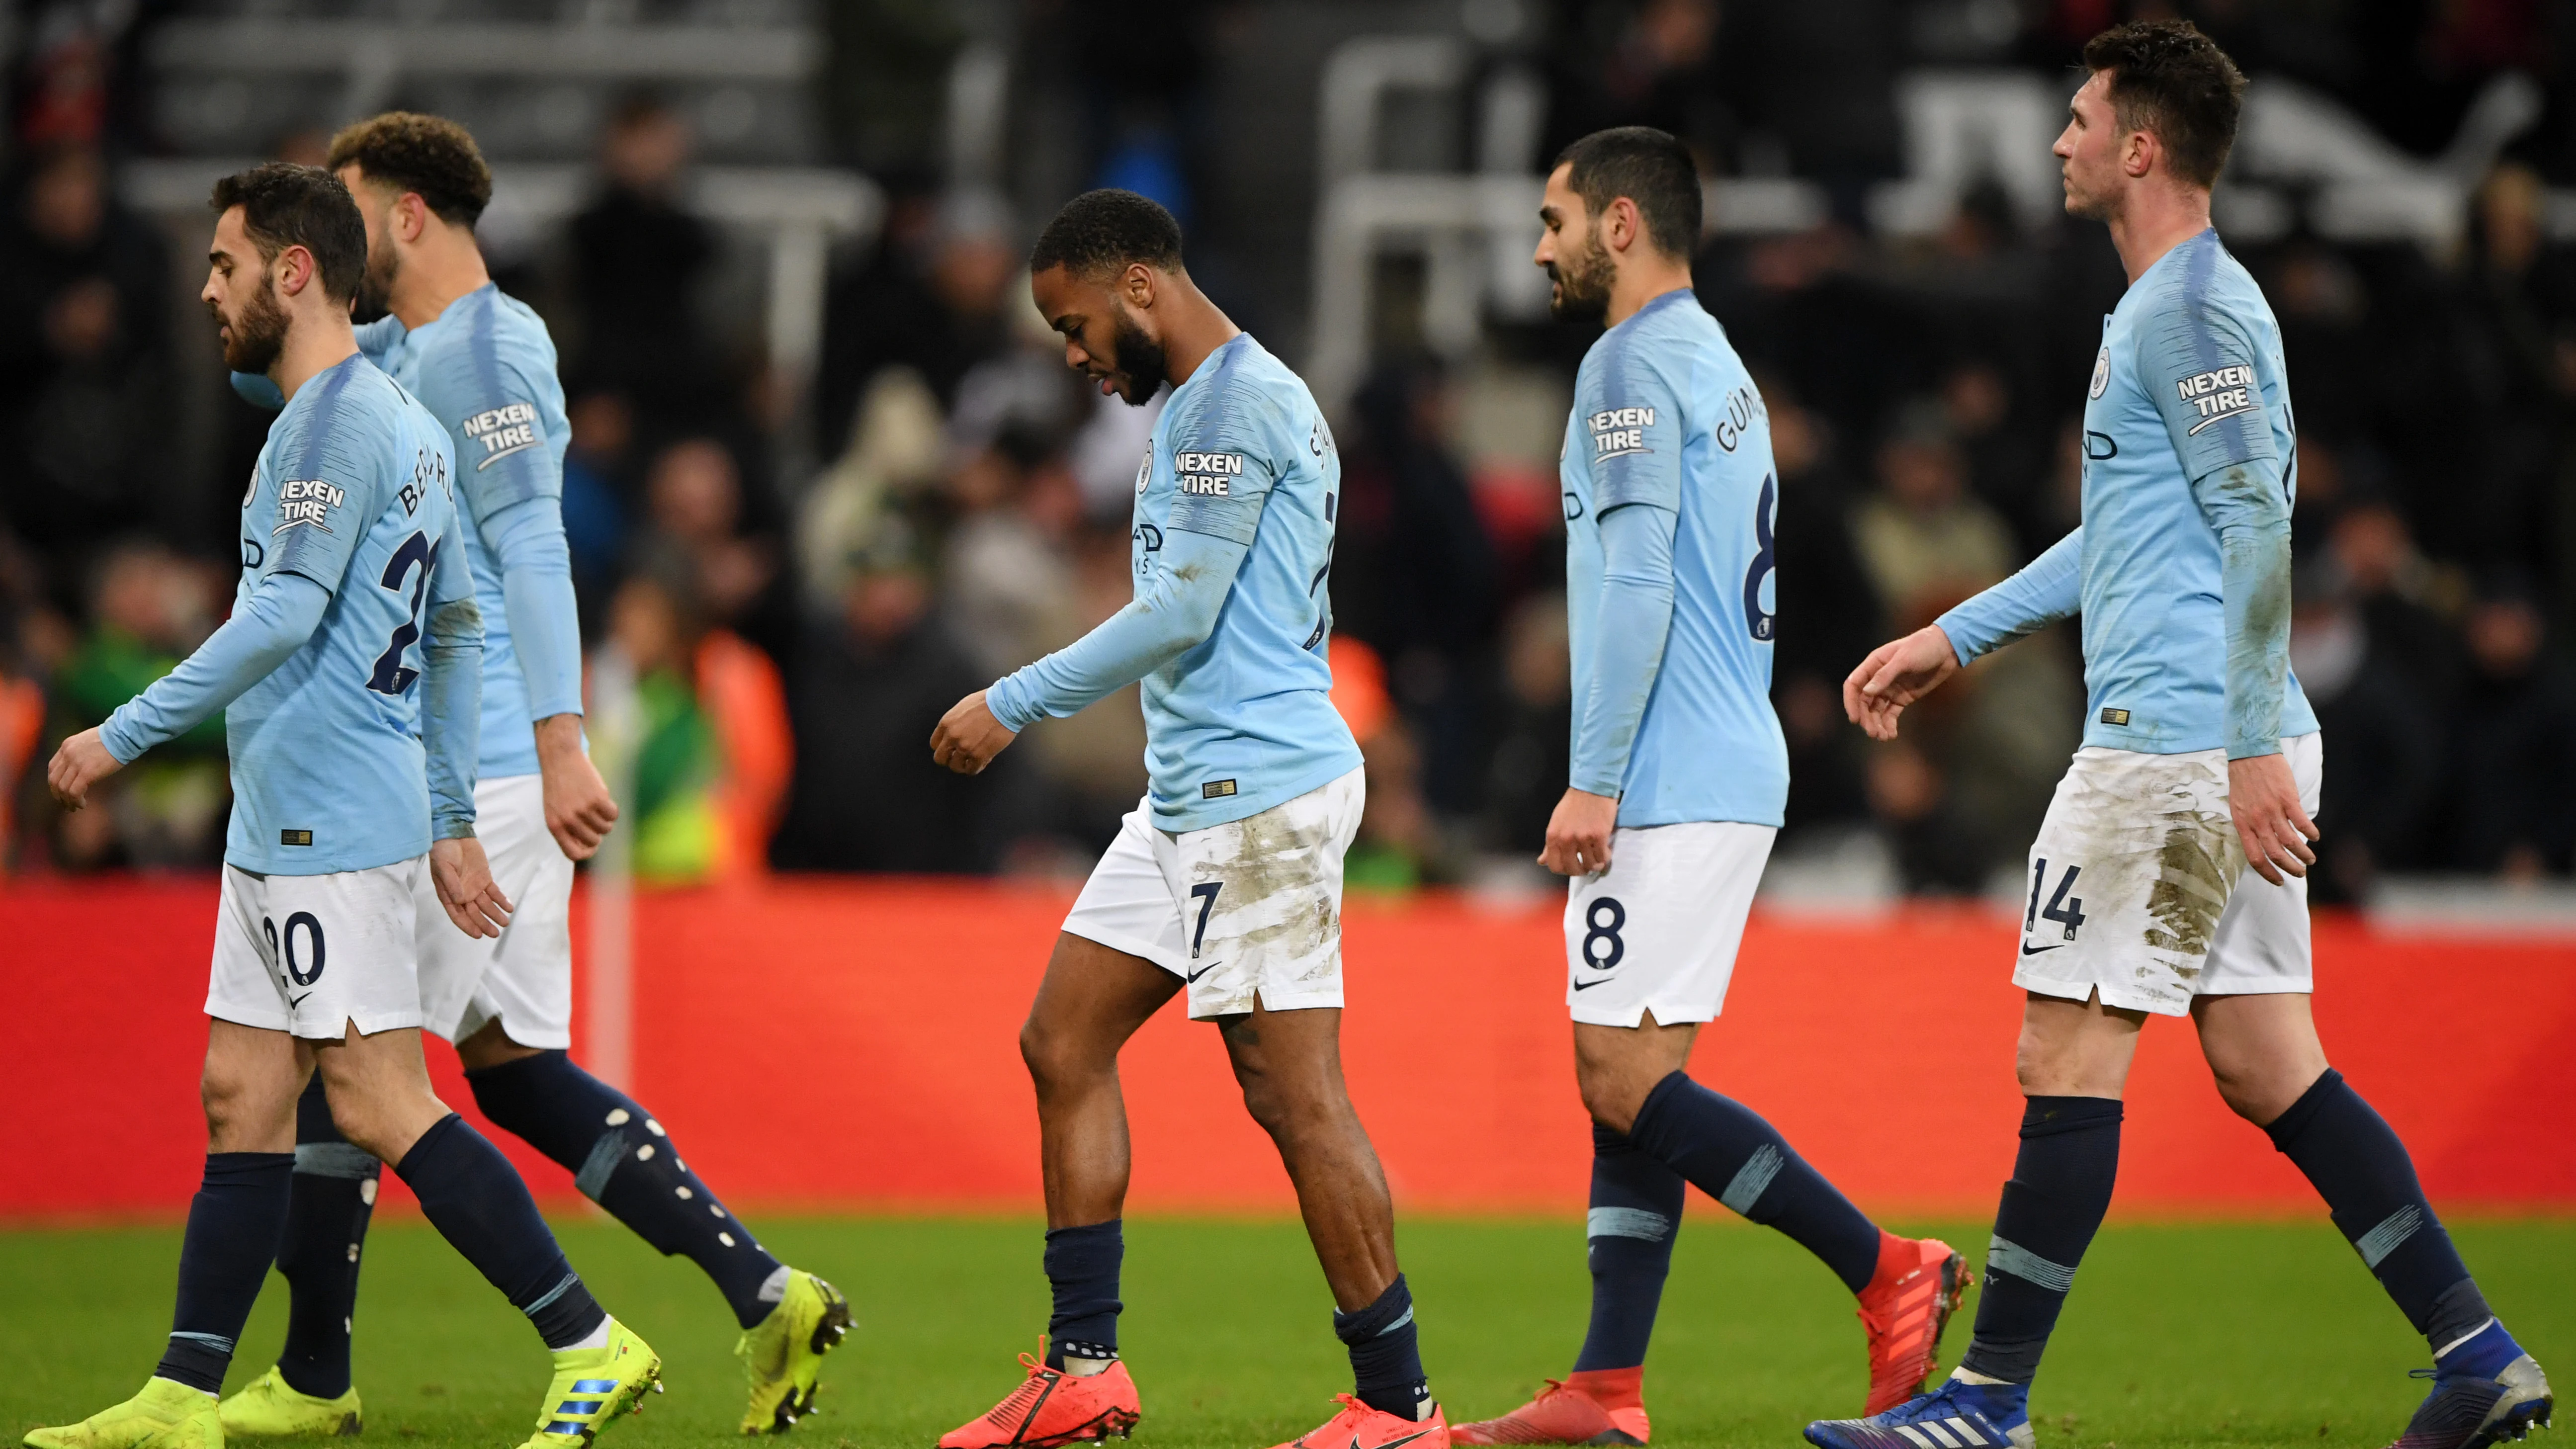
left=208, top=855, right=426, bottom=1040
left=1564, top=820, right=1777, bottom=1027
left=415, top=773, right=575, bottom=1049
left=1061, top=767, right=1365, bottom=1019
left=2013, top=731, right=2322, bottom=1016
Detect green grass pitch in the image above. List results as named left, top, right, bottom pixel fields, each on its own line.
left=4, top=1216, right=2567, bottom=1449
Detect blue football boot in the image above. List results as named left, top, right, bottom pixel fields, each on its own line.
left=1805, top=1378, right=2033, bottom=1449
left=2388, top=1321, right=2552, bottom=1449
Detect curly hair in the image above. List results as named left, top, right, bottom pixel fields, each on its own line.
left=1030, top=189, right=1183, bottom=278
left=2081, top=19, right=2248, bottom=190
left=209, top=163, right=368, bottom=302
left=326, top=111, right=493, bottom=227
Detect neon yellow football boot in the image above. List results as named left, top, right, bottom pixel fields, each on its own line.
left=216, top=1368, right=360, bottom=1439
left=515, top=1320, right=662, bottom=1449
left=24, top=1377, right=223, bottom=1449
left=734, top=1270, right=853, bottom=1434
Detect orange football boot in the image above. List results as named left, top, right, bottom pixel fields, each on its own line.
left=1452, top=1368, right=1648, bottom=1446
left=938, top=1352, right=1141, bottom=1449
left=1268, top=1395, right=1450, bottom=1449
left=1855, top=1231, right=1973, bottom=1414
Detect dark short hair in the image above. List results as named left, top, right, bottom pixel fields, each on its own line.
left=2081, top=19, right=2247, bottom=190
left=327, top=111, right=493, bottom=227
left=1554, top=126, right=1701, bottom=259
left=209, top=162, right=368, bottom=302
left=1030, top=189, right=1183, bottom=278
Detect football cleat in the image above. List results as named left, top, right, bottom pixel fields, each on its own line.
left=1856, top=1233, right=1973, bottom=1414
left=2387, top=1354, right=2554, bottom=1449
left=24, top=1377, right=223, bottom=1449
left=938, top=1353, right=1140, bottom=1449
left=1267, top=1395, right=1449, bottom=1449
left=1804, top=1379, right=2033, bottom=1449
left=1452, top=1370, right=1645, bottom=1446
left=516, top=1319, right=662, bottom=1449
left=735, top=1269, right=854, bottom=1434
left=217, top=1368, right=361, bottom=1439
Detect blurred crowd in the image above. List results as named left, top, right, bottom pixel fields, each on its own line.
left=1, top=0, right=2572, bottom=902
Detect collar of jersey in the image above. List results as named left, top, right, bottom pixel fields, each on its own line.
left=1609, top=285, right=1695, bottom=335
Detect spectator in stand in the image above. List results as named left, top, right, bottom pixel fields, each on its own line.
left=1480, top=591, right=1573, bottom=859
left=813, top=186, right=1021, bottom=447
left=0, top=141, right=172, bottom=566
left=559, top=391, right=638, bottom=620
left=2444, top=579, right=2576, bottom=880
left=1765, top=384, right=1879, bottom=840
left=2325, top=496, right=2464, bottom=707
left=639, top=436, right=796, bottom=665
left=1848, top=400, right=2016, bottom=629
left=598, top=557, right=723, bottom=884
left=939, top=428, right=1083, bottom=680
left=2290, top=561, right=2441, bottom=901
left=771, top=519, right=1004, bottom=873
left=47, top=541, right=228, bottom=869
left=2455, top=164, right=2576, bottom=580
left=568, top=93, right=720, bottom=426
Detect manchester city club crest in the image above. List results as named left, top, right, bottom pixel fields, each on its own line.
left=2088, top=343, right=2111, bottom=399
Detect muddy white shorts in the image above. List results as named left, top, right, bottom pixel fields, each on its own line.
left=1563, top=820, right=1776, bottom=1027
left=415, top=773, right=575, bottom=1049
left=2013, top=732, right=2321, bottom=1016
left=1061, top=767, right=1365, bottom=1019
left=208, top=856, right=426, bottom=1039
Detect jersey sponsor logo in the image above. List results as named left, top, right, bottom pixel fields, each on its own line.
left=2088, top=344, right=2111, bottom=399
left=1587, top=406, right=1653, bottom=460
left=1174, top=449, right=1245, bottom=496
left=273, top=479, right=345, bottom=535
left=2175, top=365, right=2257, bottom=434
left=1713, top=383, right=1766, bottom=454
left=462, top=401, right=542, bottom=469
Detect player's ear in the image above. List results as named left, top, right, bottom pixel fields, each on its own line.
left=275, top=243, right=314, bottom=298
left=1121, top=261, right=1156, bottom=311
left=2124, top=127, right=2156, bottom=180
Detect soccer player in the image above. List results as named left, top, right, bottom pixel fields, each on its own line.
left=1808, top=24, right=2552, bottom=1449
left=29, top=163, right=660, bottom=1449
left=1447, top=128, right=1970, bottom=1445
left=926, top=189, right=1445, bottom=1449
left=210, top=114, right=847, bottom=1440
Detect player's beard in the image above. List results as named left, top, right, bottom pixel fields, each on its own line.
left=1547, top=222, right=1616, bottom=326
left=215, top=274, right=291, bottom=375
left=353, top=227, right=401, bottom=323
left=1107, top=312, right=1167, bottom=406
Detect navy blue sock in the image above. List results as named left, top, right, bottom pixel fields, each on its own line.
left=1959, top=1096, right=2123, bottom=1385
left=2263, top=1069, right=2501, bottom=1364
left=1041, top=1220, right=1123, bottom=1368
left=275, top=1078, right=379, bottom=1399
left=468, top=1050, right=784, bottom=1330
left=394, top=1114, right=605, bottom=1349
left=155, top=1152, right=294, bottom=1393
left=1334, top=1274, right=1430, bottom=1420
left=1625, top=1072, right=1878, bottom=1293
left=1573, top=1124, right=1683, bottom=1372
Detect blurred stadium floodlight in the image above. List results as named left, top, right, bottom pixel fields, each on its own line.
left=1305, top=31, right=2573, bottom=412
left=121, top=159, right=880, bottom=404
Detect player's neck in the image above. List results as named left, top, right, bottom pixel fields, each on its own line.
left=1606, top=254, right=1695, bottom=329
left=1153, top=275, right=1242, bottom=388
left=2105, top=181, right=2213, bottom=284
left=388, top=227, right=493, bottom=331
left=272, top=313, right=361, bottom=402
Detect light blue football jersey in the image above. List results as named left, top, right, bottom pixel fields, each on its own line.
left=2076, top=228, right=2318, bottom=753
left=1561, top=288, right=1789, bottom=829
left=357, top=285, right=575, bottom=778
left=226, top=354, right=472, bottom=874
left=1132, top=333, right=1360, bottom=830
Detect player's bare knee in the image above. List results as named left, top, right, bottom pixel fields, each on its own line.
left=1019, top=1019, right=1103, bottom=1095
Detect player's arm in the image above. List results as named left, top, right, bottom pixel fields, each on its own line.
left=1844, top=527, right=2082, bottom=741
left=2146, top=300, right=2315, bottom=882
left=1543, top=364, right=1684, bottom=876
left=50, top=571, right=332, bottom=809
left=419, top=525, right=512, bottom=938
left=932, top=429, right=1276, bottom=775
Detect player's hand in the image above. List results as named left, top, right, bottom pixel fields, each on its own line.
left=430, top=836, right=514, bottom=938
left=1843, top=625, right=1963, bottom=741
left=1539, top=788, right=1620, bottom=876
left=535, top=714, right=619, bottom=861
left=46, top=728, right=123, bottom=811
left=930, top=690, right=1018, bottom=775
left=2229, top=751, right=2318, bottom=886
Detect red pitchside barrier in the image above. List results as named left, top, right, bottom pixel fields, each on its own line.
left=4, top=876, right=2572, bottom=1220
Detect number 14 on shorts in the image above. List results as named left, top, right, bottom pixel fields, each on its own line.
left=2025, top=858, right=2087, bottom=941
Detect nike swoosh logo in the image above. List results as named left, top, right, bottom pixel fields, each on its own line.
left=1570, top=975, right=1614, bottom=991
left=287, top=992, right=313, bottom=1007
left=1368, top=1431, right=1436, bottom=1449
left=2020, top=943, right=2066, bottom=956
left=1186, top=961, right=1222, bottom=983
